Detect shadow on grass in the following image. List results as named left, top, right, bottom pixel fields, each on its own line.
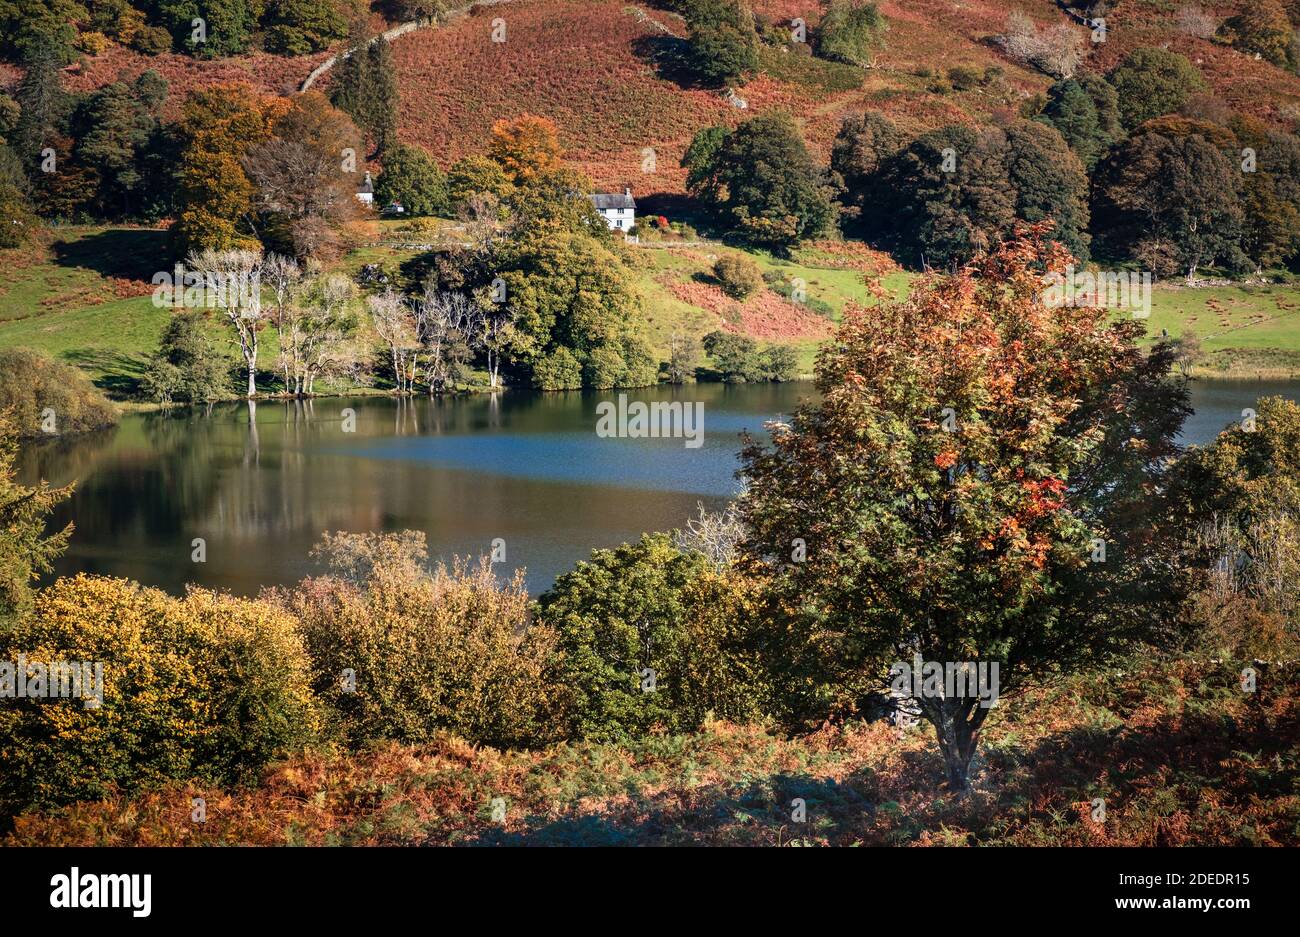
left=454, top=680, right=1299, bottom=846
left=62, top=348, right=149, bottom=399
left=50, top=228, right=169, bottom=283
left=632, top=35, right=715, bottom=90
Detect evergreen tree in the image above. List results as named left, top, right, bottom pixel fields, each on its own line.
left=12, top=34, right=66, bottom=167
left=330, top=21, right=398, bottom=156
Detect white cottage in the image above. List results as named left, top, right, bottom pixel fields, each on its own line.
left=590, top=187, right=636, bottom=231
left=356, top=171, right=374, bottom=206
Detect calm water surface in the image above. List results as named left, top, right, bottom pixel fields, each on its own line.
left=20, top=379, right=1298, bottom=596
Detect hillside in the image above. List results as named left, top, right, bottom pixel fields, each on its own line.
left=12, top=0, right=1300, bottom=195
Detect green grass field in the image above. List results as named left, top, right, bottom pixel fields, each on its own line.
left=6, top=225, right=1300, bottom=398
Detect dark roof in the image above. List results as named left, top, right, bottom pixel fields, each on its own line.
left=589, top=192, right=635, bottom=210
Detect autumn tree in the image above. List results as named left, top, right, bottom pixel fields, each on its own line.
left=488, top=114, right=563, bottom=184
left=174, top=83, right=286, bottom=254
left=243, top=91, right=364, bottom=260
left=738, top=229, right=1191, bottom=790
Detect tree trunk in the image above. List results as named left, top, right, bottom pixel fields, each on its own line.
left=919, top=697, right=990, bottom=792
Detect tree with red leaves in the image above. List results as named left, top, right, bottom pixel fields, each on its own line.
left=738, top=226, right=1191, bottom=790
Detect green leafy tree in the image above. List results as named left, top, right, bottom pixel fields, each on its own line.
left=682, top=0, right=759, bottom=87
left=1002, top=119, right=1091, bottom=262
left=868, top=121, right=1089, bottom=267
left=1232, top=118, right=1300, bottom=271
left=11, top=34, right=68, bottom=166
left=686, top=112, right=836, bottom=248
left=447, top=153, right=514, bottom=208
left=0, top=413, right=71, bottom=625
left=264, top=0, right=348, bottom=54
left=829, top=110, right=905, bottom=220
left=702, top=330, right=762, bottom=382
left=143, top=311, right=233, bottom=404
left=738, top=232, right=1190, bottom=789
left=1167, top=396, right=1300, bottom=657
left=489, top=227, right=640, bottom=385
left=869, top=124, right=1015, bottom=268
left=815, top=0, right=887, bottom=67
left=375, top=143, right=448, bottom=216
left=330, top=20, right=399, bottom=155
left=0, top=0, right=87, bottom=64
left=538, top=534, right=769, bottom=742
left=1107, top=47, right=1207, bottom=131
left=1092, top=117, right=1247, bottom=280
left=158, top=0, right=259, bottom=58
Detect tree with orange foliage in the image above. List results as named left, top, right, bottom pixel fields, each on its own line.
left=488, top=114, right=562, bottom=184
left=173, top=83, right=289, bottom=256
left=738, top=227, right=1191, bottom=791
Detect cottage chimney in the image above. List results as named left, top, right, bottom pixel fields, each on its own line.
left=624, top=186, right=631, bottom=196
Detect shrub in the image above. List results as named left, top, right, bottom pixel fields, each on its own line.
left=0, top=575, right=321, bottom=815
left=713, top=254, right=764, bottom=298
left=0, top=181, right=37, bottom=249
left=533, top=347, right=583, bottom=390
left=279, top=532, right=564, bottom=749
left=131, top=25, right=174, bottom=54
left=537, top=534, right=770, bottom=742
left=1221, top=0, right=1293, bottom=67
left=815, top=0, right=887, bottom=67
left=0, top=348, right=118, bottom=438
left=948, top=65, right=983, bottom=91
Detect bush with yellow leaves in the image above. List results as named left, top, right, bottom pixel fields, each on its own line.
left=275, top=532, right=566, bottom=750
left=0, top=575, right=321, bottom=816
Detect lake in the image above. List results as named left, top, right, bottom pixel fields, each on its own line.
left=19, top=378, right=1299, bottom=596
